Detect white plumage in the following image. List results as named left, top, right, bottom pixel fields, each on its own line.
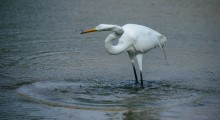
left=81, top=24, right=167, bottom=87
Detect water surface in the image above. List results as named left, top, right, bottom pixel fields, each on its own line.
left=0, top=0, right=220, bottom=120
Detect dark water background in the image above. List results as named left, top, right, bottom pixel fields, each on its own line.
left=0, top=0, right=220, bottom=120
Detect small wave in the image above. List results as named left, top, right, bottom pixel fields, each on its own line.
left=17, top=81, right=202, bottom=111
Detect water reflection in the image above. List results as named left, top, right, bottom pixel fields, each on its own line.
left=123, top=110, right=159, bottom=120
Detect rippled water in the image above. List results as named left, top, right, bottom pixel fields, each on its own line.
left=1, top=0, right=220, bottom=120
left=17, top=81, right=201, bottom=110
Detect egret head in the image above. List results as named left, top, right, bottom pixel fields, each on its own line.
left=81, top=24, right=119, bottom=34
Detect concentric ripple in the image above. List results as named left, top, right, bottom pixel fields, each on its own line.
left=17, top=81, right=202, bottom=111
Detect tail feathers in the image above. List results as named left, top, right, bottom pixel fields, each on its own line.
left=159, top=35, right=167, bottom=48
left=158, top=35, right=168, bottom=64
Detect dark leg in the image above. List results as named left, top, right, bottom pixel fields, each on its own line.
left=132, top=63, right=138, bottom=84
left=140, top=71, right=144, bottom=88
left=136, top=54, right=143, bottom=88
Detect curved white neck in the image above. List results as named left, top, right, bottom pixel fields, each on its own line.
left=98, top=24, right=125, bottom=55
left=105, top=33, right=121, bottom=55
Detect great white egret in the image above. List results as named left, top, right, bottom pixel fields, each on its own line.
left=81, top=24, right=167, bottom=87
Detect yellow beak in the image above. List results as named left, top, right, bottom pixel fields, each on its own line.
left=81, top=28, right=97, bottom=34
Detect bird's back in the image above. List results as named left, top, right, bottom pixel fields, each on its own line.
left=122, top=24, right=166, bottom=53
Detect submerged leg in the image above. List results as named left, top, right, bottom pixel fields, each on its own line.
left=140, top=71, right=143, bottom=87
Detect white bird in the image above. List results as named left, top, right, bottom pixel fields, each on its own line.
left=81, top=24, right=167, bottom=87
